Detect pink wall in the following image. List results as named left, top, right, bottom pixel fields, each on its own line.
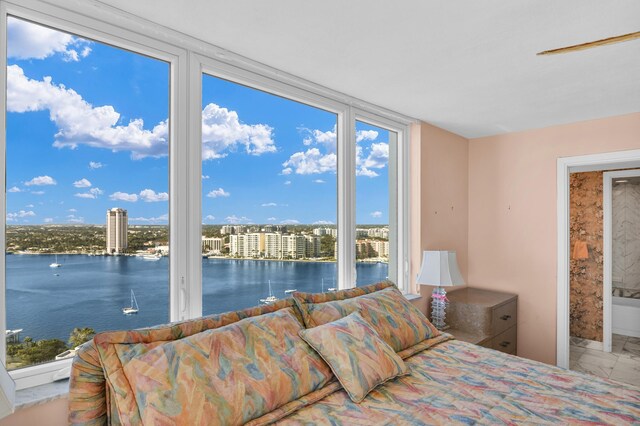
left=469, top=112, right=640, bottom=364
left=0, top=398, right=68, bottom=426
left=410, top=122, right=469, bottom=303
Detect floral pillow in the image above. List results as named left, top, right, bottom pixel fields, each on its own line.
left=120, top=308, right=334, bottom=425
left=294, top=282, right=439, bottom=353
left=299, top=312, right=409, bottom=403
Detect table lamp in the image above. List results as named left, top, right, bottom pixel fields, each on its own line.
left=416, top=250, right=465, bottom=330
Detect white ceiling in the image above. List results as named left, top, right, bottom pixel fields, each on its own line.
left=96, top=0, right=640, bottom=138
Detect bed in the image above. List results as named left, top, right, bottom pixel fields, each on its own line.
left=68, top=282, right=640, bottom=425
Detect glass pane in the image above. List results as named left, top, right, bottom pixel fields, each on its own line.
left=5, top=17, right=170, bottom=369
left=355, top=121, right=395, bottom=286
left=201, top=74, right=338, bottom=314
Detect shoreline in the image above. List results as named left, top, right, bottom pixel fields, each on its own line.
left=7, top=252, right=389, bottom=265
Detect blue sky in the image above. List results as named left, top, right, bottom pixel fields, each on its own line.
left=6, top=18, right=390, bottom=226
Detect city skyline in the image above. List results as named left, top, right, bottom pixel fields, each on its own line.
left=6, top=18, right=391, bottom=227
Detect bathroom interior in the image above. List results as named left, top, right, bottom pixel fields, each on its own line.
left=568, top=170, right=640, bottom=386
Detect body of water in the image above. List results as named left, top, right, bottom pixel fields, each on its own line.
left=6, top=254, right=388, bottom=342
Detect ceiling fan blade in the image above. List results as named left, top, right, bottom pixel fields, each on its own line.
left=537, top=31, right=640, bottom=56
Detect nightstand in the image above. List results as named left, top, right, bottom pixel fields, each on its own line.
left=444, top=287, right=518, bottom=355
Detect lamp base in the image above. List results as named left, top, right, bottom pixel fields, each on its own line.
left=431, top=286, right=449, bottom=330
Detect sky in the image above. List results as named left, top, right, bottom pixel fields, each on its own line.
left=6, top=18, right=390, bottom=227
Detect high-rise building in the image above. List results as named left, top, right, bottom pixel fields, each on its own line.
left=106, top=208, right=128, bottom=254
left=202, top=236, right=223, bottom=254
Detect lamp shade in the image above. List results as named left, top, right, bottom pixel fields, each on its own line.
left=416, top=250, right=465, bottom=287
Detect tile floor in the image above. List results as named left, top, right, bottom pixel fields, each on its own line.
left=569, top=334, right=640, bottom=387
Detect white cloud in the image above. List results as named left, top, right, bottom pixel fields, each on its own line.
left=261, top=202, right=277, bottom=207
left=313, top=220, right=334, bottom=225
left=44, top=218, right=54, bottom=223
left=202, top=175, right=210, bottom=180
left=356, top=167, right=379, bottom=178
left=280, top=168, right=292, bottom=175
left=370, top=211, right=383, bottom=218
left=267, top=217, right=277, bottom=221
left=88, top=161, right=103, bottom=169
left=202, top=103, right=276, bottom=160
left=356, top=142, right=388, bottom=178
left=204, top=215, right=216, bottom=222
left=225, top=215, right=251, bottom=224
left=67, top=214, right=84, bottom=224
left=7, top=17, right=92, bottom=62
left=7, top=210, right=35, bottom=220
left=280, top=219, right=300, bottom=225
left=68, top=208, right=77, bottom=212
left=129, top=213, right=168, bottom=224
left=8, top=186, right=22, bottom=193
left=356, top=130, right=379, bottom=142
left=73, top=178, right=92, bottom=188
left=282, top=148, right=336, bottom=175
left=298, top=126, right=337, bottom=152
left=75, top=187, right=103, bottom=199
left=25, top=175, right=56, bottom=186
left=7, top=65, right=168, bottom=159
left=313, top=179, right=325, bottom=184
left=207, top=188, right=230, bottom=198
left=284, top=180, right=292, bottom=185
left=139, top=189, right=168, bottom=202
left=31, top=191, right=45, bottom=195
left=109, top=191, right=138, bottom=202
left=25, top=204, right=34, bottom=208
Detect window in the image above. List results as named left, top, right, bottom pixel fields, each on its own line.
left=201, top=74, right=338, bottom=314
left=1, top=0, right=410, bottom=389
left=354, top=121, right=396, bottom=286
left=2, top=13, right=179, bottom=388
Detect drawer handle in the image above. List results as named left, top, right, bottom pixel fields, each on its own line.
left=500, top=315, right=511, bottom=321
left=499, top=341, right=510, bottom=348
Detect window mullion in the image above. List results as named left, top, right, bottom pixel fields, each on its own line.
left=337, top=107, right=356, bottom=289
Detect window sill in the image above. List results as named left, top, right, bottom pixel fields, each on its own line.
left=14, top=379, right=68, bottom=411
left=404, top=293, right=422, bottom=301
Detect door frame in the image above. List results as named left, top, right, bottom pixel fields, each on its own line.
left=556, top=149, right=640, bottom=368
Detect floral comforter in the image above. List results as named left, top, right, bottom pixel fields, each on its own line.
left=275, top=339, right=640, bottom=425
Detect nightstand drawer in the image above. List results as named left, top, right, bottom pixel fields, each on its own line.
left=492, top=299, right=517, bottom=335
left=492, top=325, right=517, bottom=355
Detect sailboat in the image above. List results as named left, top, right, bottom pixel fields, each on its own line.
left=260, top=280, right=278, bottom=304
left=49, top=254, right=62, bottom=268
left=122, top=290, right=140, bottom=315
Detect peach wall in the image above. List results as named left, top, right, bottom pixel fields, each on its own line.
left=410, top=122, right=469, bottom=308
left=469, top=112, right=640, bottom=365
left=0, top=398, right=68, bottom=426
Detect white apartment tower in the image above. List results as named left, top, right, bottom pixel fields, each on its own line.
left=106, top=208, right=128, bottom=254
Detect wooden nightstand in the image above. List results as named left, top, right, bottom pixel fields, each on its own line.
left=444, top=287, right=518, bottom=355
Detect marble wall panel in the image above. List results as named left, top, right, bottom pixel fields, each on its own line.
left=613, top=181, right=640, bottom=292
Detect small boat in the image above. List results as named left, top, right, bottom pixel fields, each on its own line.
left=142, top=254, right=161, bottom=261
left=284, top=289, right=297, bottom=294
left=327, top=287, right=337, bottom=292
left=54, top=273, right=60, bottom=276
left=260, top=280, right=279, bottom=304
left=49, top=254, right=62, bottom=268
left=122, top=290, right=140, bottom=315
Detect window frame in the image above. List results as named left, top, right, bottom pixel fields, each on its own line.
left=0, top=0, right=188, bottom=389
left=0, top=0, right=413, bottom=389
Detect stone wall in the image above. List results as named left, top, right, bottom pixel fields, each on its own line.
left=569, top=172, right=603, bottom=341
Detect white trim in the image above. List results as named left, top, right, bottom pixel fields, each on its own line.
left=603, top=169, right=640, bottom=352
left=556, top=149, right=640, bottom=368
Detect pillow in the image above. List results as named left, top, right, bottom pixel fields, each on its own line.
left=120, top=308, right=334, bottom=426
left=294, top=283, right=439, bottom=353
left=299, top=312, right=409, bottom=403
left=93, top=298, right=304, bottom=425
